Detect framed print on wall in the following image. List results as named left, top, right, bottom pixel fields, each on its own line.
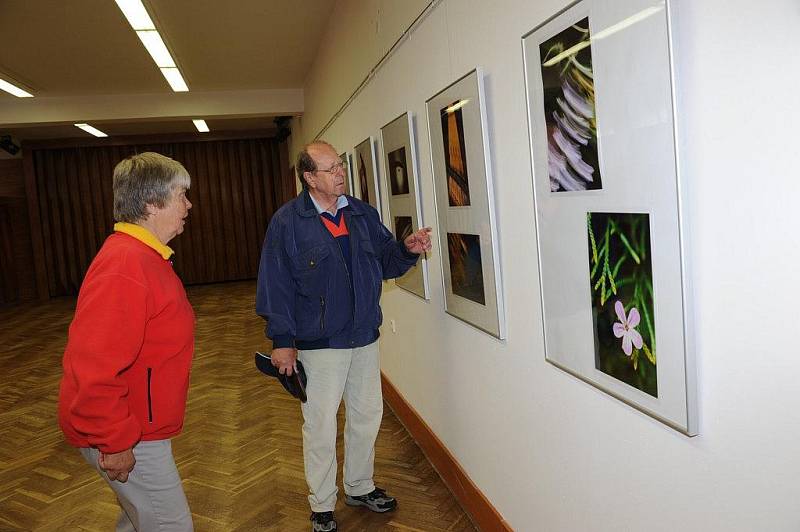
left=353, top=137, right=382, bottom=218
left=522, top=0, right=697, bottom=435
left=380, top=112, right=430, bottom=300
left=427, top=68, right=506, bottom=339
left=340, top=151, right=354, bottom=195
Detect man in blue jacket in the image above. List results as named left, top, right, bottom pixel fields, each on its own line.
left=257, top=140, right=432, bottom=532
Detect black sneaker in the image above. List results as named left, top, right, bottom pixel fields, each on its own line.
left=345, top=487, right=397, bottom=513
left=310, top=511, right=337, bottom=532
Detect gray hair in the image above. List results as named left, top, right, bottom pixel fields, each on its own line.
left=113, top=152, right=191, bottom=223
left=296, top=140, right=335, bottom=191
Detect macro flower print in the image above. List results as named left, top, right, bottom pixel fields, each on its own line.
left=587, top=212, right=657, bottom=397
left=539, top=17, right=603, bottom=192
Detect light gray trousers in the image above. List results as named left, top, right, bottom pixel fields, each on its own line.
left=298, top=341, right=383, bottom=512
left=81, top=440, right=193, bottom=532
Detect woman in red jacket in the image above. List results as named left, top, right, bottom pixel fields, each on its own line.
left=58, top=152, right=195, bottom=531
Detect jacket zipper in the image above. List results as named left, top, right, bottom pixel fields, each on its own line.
left=320, top=296, right=326, bottom=331
left=146, top=368, right=153, bottom=423
left=318, top=213, right=356, bottom=327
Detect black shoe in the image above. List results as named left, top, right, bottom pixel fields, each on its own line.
left=310, top=511, right=337, bottom=532
left=345, top=487, right=397, bottom=513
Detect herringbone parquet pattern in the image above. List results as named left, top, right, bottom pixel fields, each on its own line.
left=0, top=281, right=475, bottom=531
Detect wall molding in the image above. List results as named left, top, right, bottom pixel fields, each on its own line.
left=381, top=373, right=512, bottom=531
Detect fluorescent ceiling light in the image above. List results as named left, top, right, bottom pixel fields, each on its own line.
left=160, top=68, right=188, bottom=92
left=136, top=30, right=176, bottom=68
left=193, top=120, right=210, bottom=133
left=0, top=78, right=34, bottom=98
left=114, top=0, right=155, bottom=30
left=114, top=0, right=188, bottom=92
left=74, top=123, right=108, bottom=138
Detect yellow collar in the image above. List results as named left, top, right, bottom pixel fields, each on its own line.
left=114, top=222, right=174, bottom=260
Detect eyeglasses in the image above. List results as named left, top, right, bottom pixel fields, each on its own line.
left=316, top=160, right=347, bottom=174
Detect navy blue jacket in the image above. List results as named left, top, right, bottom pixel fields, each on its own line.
left=256, top=191, right=419, bottom=350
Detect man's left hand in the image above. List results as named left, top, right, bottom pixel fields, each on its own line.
left=404, top=227, right=433, bottom=255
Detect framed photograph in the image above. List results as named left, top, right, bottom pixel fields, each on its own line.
left=427, top=68, right=506, bottom=339
left=353, top=137, right=382, bottom=218
left=380, top=112, right=430, bottom=300
left=340, top=151, right=354, bottom=195
left=523, top=0, right=697, bottom=435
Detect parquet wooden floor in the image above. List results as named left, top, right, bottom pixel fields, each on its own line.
left=0, top=281, right=476, bottom=531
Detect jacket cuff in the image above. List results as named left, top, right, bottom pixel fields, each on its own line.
left=400, top=245, right=421, bottom=261
left=271, top=335, right=296, bottom=349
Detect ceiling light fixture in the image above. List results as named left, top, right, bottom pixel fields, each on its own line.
left=74, top=123, right=109, bottom=138
left=161, top=68, right=189, bottom=92
left=0, top=78, right=34, bottom=98
left=193, top=120, right=210, bottom=133
left=114, top=0, right=188, bottom=92
left=114, top=0, right=155, bottom=30
left=136, top=31, right=176, bottom=67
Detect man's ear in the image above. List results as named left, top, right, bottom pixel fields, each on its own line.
left=303, top=171, right=315, bottom=189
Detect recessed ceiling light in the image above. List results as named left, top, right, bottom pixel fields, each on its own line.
left=160, top=68, right=188, bottom=92
left=114, top=0, right=155, bottom=30
left=0, top=78, right=34, bottom=98
left=74, top=123, right=108, bottom=137
left=193, top=120, right=210, bottom=133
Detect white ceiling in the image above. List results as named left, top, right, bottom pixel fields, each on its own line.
left=0, top=0, right=336, bottom=140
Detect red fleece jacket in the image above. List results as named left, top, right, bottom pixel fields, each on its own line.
left=58, top=231, right=195, bottom=453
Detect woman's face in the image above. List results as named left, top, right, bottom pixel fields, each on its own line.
left=150, top=185, right=192, bottom=244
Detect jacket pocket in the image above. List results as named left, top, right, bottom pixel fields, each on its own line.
left=291, top=245, right=332, bottom=296
left=146, top=368, right=153, bottom=423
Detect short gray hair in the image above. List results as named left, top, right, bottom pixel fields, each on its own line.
left=113, top=152, right=191, bottom=223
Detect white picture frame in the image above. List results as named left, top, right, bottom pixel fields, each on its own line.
left=426, top=68, right=506, bottom=339
left=522, top=0, right=697, bottom=435
left=380, top=111, right=430, bottom=300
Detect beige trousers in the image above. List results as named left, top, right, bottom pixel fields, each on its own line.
left=298, top=341, right=383, bottom=512
left=80, top=440, right=193, bottom=532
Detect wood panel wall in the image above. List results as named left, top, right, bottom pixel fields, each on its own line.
left=0, top=159, right=37, bottom=306
left=25, top=134, right=290, bottom=298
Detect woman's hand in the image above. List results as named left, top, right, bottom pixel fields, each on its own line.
left=99, top=448, right=135, bottom=483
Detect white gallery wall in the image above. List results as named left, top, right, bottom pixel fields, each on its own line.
left=294, top=0, right=800, bottom=530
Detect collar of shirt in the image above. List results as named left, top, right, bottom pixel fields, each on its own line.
left=309, top=193, right=349, bottom=215
left=114, top=222, right=175, bottom=260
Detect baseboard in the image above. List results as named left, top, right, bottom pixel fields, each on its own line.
left=381, top=373, right=512, bottom=531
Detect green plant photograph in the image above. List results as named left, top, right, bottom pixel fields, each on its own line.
left=587, top=212, right=657, bottom=397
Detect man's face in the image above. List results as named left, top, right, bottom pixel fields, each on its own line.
left=306, top=144, right=346, bottom=200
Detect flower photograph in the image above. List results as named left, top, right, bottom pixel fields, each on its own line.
left=587, top=212, right=657, bottom=396
left=539, top=17, right=603, bottom=192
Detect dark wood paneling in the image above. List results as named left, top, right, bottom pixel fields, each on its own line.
left=29, top=136, right=289, bottom=297
left=0, top=159, right=37, bottom=306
